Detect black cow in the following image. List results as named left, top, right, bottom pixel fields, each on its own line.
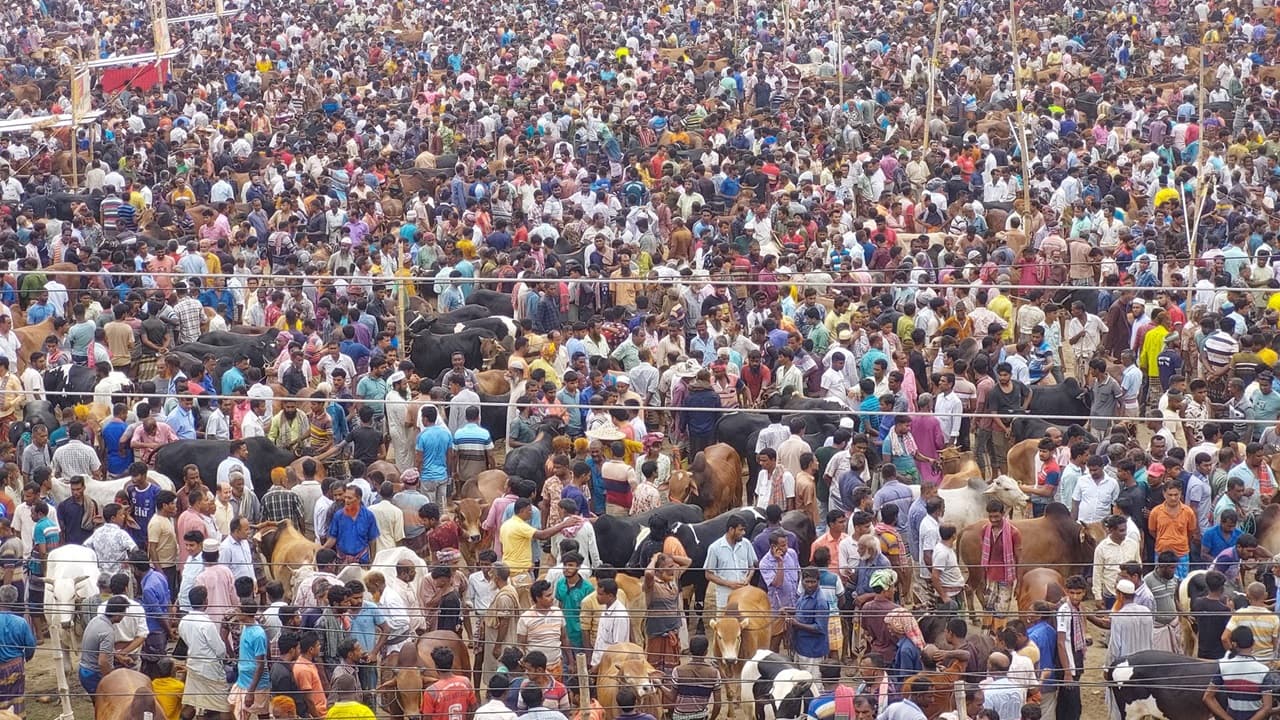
left=479, top=391, right=510, bottom=441
left=1025, top=377, right=1090, bottom=425
left=174, top=340, right=272, bottom=368
left=502, top=418, right=563, bottom=494
left=9, top=401, right=58, bottom=446
left=1106, top=651, right=1215, bottom=720
left=410, top=305, right=492, bottom=334
left=742, top=651, right=819, bottom=720
left=43, top=364, right=99, bottom=410
left=153, top=436, right=296, bottom=497
left=466, top=289, right=515, bottom=317
left=673, top=507, right=768, bottom=605
left=1011, top=417, right=1099, bottom=444
left=770, top=394, right=845, bottom=436
left=197, top=329, right=280, bottom=349
left=409, top=327, right=500, bottom=379
left=429, top=316, right=517, bottom=341
left=716, top=412, right=771, bottom=495
left=594, top=504, right=707, bottom=568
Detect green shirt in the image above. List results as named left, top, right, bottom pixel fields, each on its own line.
left=67, top=319, right=96, bottom=354
left=554, top=575, right=595, bottom=646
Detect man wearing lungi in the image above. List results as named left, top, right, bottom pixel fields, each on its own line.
left=0, top=585, right=35, bottom=715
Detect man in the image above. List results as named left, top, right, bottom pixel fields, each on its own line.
left=80, top=595, right=128, bottom=700
left=1149, top=480, right=1200, bottom=579
left=422, top=646, right=475, bottom=720
left=1093, top=515, right=1141, bottom=608
left=130, top=548, right=172, bottom=673
left=453, top=406, right=496, bottom=489
left=670, top=635, right=722, bottom=720
left=262, top=468, right=305, bottom=531
left=1223, top=582, right=1279, bottom=663
left=0, top=584, right=35, bottom=714
left=790, top=568, right=829, bottom=676
left=589, top=578, right=630, bottom=670
left=1204, top=627, right=1272, bottom=720
left=498, top=499, right=580, bottom=597
left=58, top=474, right=101, bottom=545
left=324, top=485, right=380, bottom=565
left=704, top=514, right=756, bottom=617
left=194, top=537, right=238, bottom=622
left=85, top=503, right=139, bottom=575
left=369, top=481, right=405, bottom=555
left=230, top=603, right=270, bottom=720
left=217, top=439, right=253, bottom=491
left=981, top=652, right=1027, bottom=720
left=979, top=499, right=1021, bottom=632
left=219, top=517, right=255, bottom=582
left=415, top=405, right=453, bottom=509
left=477, top=674, right=519, bottom=720
left=1103, top=578, right=1153, bottom=713
left=755, top=448, right=796, bottom=511
left=1145, top=552, right=1183, bottom=655
left=517, top=581, right=569, bottom=678
left=1072, top=456, right=1120, bottom=523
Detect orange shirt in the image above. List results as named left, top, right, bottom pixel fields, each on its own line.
left=423, top=675, right=475, bottom=720
left=1149, top=502, right=1198, bottom=556
left=293, top=656, right=327, bottom=717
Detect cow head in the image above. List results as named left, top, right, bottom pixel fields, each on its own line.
left=602, top=651, right=660, bottom=698
left=479, top=336, right=500, bottom=363
left=708, top=605, right=745, bottom=662
left=451, top=498, right=485, bottom=544
left=44, top=574, right=92, bottom=628
left=985, top=475, right=1030, bottom=511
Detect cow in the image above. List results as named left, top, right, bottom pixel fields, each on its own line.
left=474, top=370, right=511, bottom=396
left=739, top=650, right=819, bottom=720
left=173, top=338, right=275, bottom=368
left=153, top=436, right=305, bottom=497
left=502, top=419, right=564, bottom=494
left=409, top=327, right=501, bottom=382
left=95, top=669, right=164, bottom=720
left=436, top=316, right=518, bottom=343
left=451, top=497, right=487, bottom=564
left=371, top=547, right=427, bottom=605
left=42, top=363, right=99, bottom=410
left=938, top=448, right=983, bottom=488
left=424, top=305, right=492, bottom=328
left=594, top=504, right=707, bottom=569
left=671, top=444, right=746, bottom=518
left=14, top=318, right=54, bottom=371
left=465, top=289, right=516, bottom=316
left=1106, top=651, right=1216, bottom=720
left=673, top=507, right=769, bottom=607
left=936, top=475, right=1029, bottom=530
left=594, top=643, right=664, bottom=720
left=708, top=586, right=771, bottom=670
left=1005, top=438, right=1041, bottom=488
left=1015, top=568, right=1065, bottom=617
left=387, top=640, right=426, bottom=720
left=254, top=519, right=318, bottom=596
left=957, top=503, right=1102, bottom=617
left=715, top=412, right=771, bottom=493
left=44, top=544, right=100, bottom=669
left=414, top=630, right=472, bottom=684
left=461, top=470, right=509, bottom=505
left=1025, top=377, right=1091, bottom=425
left=8, top=400, right=57, bottom=447
left=779, top=510, right=817, bottom=575
left=479, top=389, right=511, bottom=441
left=197, top=328, right=280, bottom=349
left=48, top=472, right=175, bottom=510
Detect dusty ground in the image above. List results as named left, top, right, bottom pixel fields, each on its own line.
left=26, top=646, right=94, bottom=720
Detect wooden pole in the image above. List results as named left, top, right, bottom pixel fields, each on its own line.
left=834, top=0, right=843, bottom=108
left=575, top=653, right=590, bottom=720
left=923, top=0, right=945, bottom=149
left=1008, top=0, right=1032, bottom=215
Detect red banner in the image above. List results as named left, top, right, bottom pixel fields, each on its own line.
left=100, top=59, right=169, bottom=93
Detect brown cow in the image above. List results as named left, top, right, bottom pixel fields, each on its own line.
left=939, top=448, right=982, bottom=489
left=15, top=317, right=54, bottom=371
left=594, top=642, right=664, bottom=720
left=368, top=460, right=402, bottom=488
left=1015, top=568, right=1065, bottom=618
left=95, top=669, right=163, bottom=720
left=451, top=497, right=487, bottom=564
left=613, top=573, right=647, bottom=644
left=708, top=585, right=771, bottom=688
left=673, top=443, right=745, bottom=518
left=461, top=469, right=508, bottom=506
left=957, top=504, right=1102, bottom=620
left=10, top=84, right=40, bottom=103
left=387, top=638, right=425, bottom=720
left=255, top=519, right=319, bottom=596
left=475, top=370, right=511, bottom=396
left=415, top=630, right=472, bottom=684
left=1006, top=438, right=1039, bottom=488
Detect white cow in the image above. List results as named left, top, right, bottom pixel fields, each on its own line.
left=43, top=543, right=101, bottom=716
left=909, top=475, right=1030, bottom=531
left=48, top=471, right=174, bottom=509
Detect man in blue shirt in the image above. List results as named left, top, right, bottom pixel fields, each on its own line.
left=0, top=583, right=36, bottom=714
left=221, top=355, right=249, bottom=396
left=130, top=548, right=172, bottom=672
left=165, top=394, right=198, bottom=440
left=414, top=405, right=453, bottom=509
left=324, top=485, right=380, bottom=564
left=791, top=569, right=829, bottom=671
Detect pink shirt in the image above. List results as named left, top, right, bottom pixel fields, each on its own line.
left=132, top=422, right=178, bottom=464
left=195, top=564, right=238, bottom=620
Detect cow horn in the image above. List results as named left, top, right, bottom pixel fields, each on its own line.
left=73, top=575, right=89, bottom=584
left=41, top=577, right=53, bottom=586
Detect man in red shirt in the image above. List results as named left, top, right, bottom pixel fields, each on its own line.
left=422, top=646, right=475, bottom=720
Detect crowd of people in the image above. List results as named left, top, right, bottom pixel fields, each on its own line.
left=6, top=0, right=1280, bottom=718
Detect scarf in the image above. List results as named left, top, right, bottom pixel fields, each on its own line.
left=981, top=520, right=1016, bottom=583
left=888, top=429, right=917, bottom=458
left=1061, top=599, right=1085, bottom=654
left=768, top=465, right=786, bottom=508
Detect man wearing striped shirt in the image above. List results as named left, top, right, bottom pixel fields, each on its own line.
left=452, top=406, right=495, bottom=489
left=1205, top=626, right=1272, bottom=720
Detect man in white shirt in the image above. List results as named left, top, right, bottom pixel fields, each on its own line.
left=590, top=579, right=632, bottom=669
left=934, top=375, right=964, bottom=445
left=820, top=353, right=855, bottom=410
left=217, top=517, right=255, bottom=581
left=1072, top=457, right=1120, bottom=523
left=240, top=399, right=267, bottom=438
left=755, top=448, right=796, bottom=510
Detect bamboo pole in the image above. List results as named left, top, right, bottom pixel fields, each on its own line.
left=1008, top=0, right=1032, bottom=215
left=923, top=1, right=945, bottom=148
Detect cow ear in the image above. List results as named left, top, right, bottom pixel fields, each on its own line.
left=708, top=618, right=717, bottom=630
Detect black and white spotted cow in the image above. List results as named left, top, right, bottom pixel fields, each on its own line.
left=1107, top=651, right=1216, bottom=720
left=741, top=650, right=818, bottom=720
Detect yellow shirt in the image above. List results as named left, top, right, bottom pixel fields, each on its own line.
left=205, top=252, right=222, bottom=276
left=152, top=677, right=185, bottom=720
left=988, top=294, right=1014, bottom=340
left=499, top=515, right=536, bottom=573
left=1262, top=348, right=1279, bottom=367
left=326, top=701, right=378, bottom=720
left=1140, top=325, right=1169, bottom=378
